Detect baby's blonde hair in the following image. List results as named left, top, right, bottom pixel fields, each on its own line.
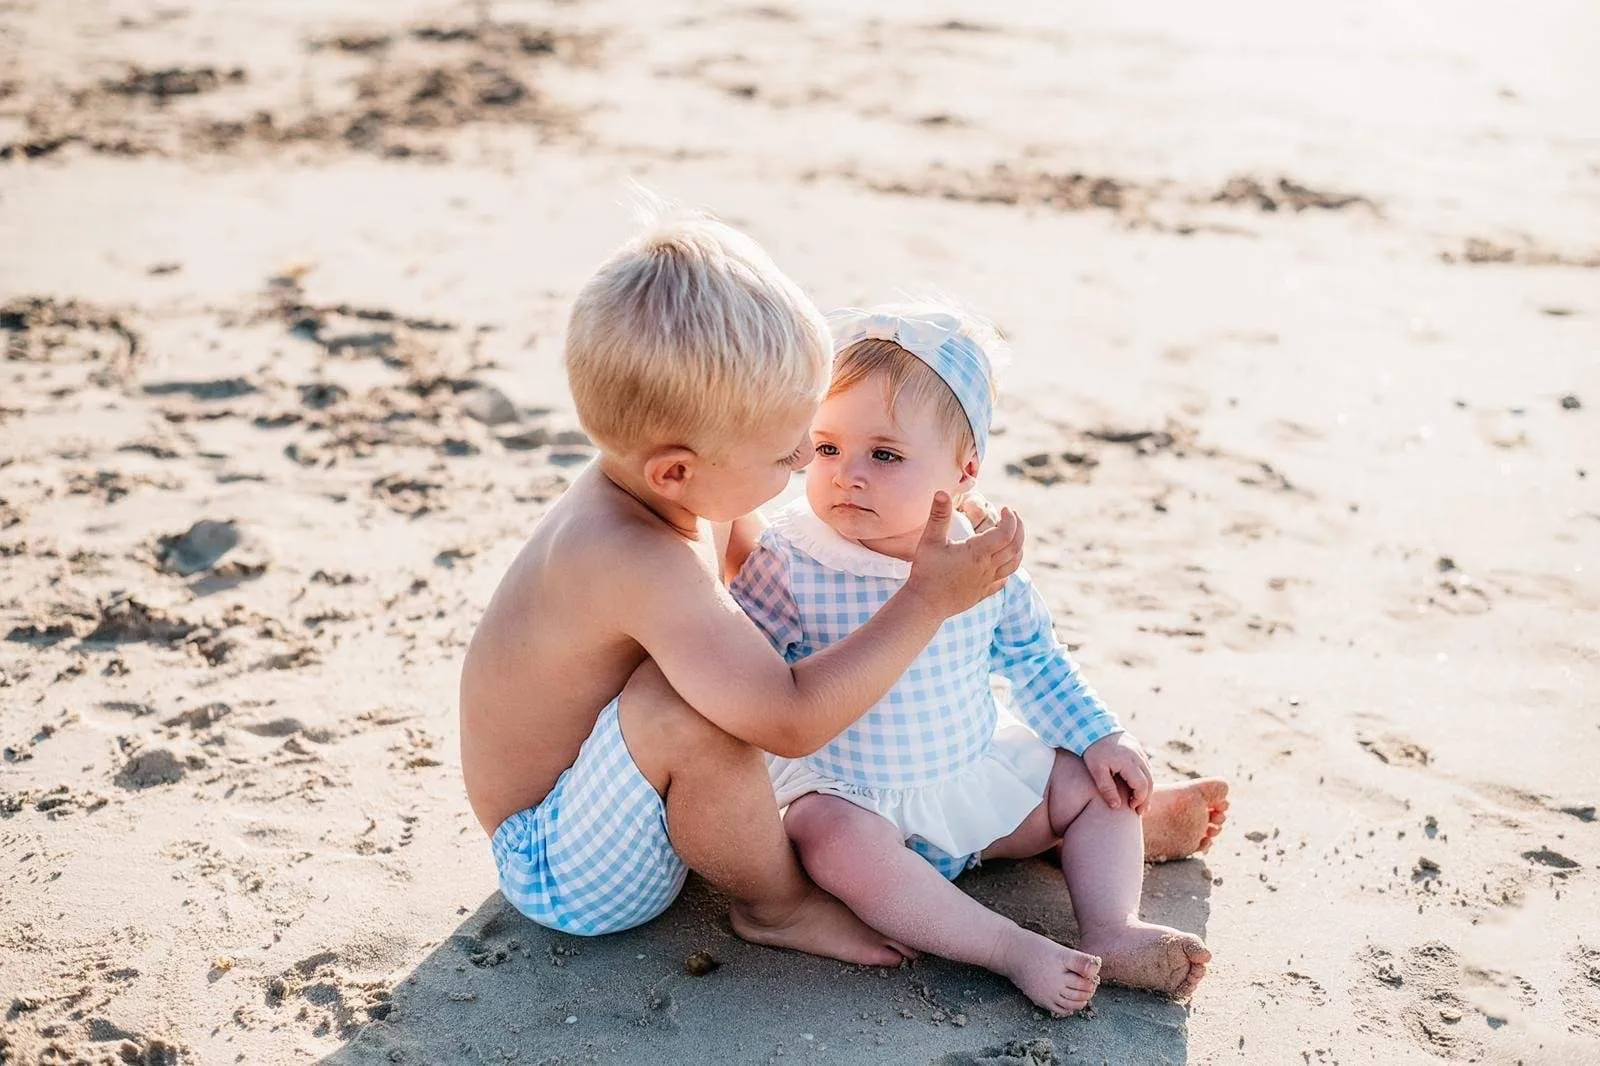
left=828, top=305, right=1002, bottom=464
left=565, top=200, right=830, bottom=456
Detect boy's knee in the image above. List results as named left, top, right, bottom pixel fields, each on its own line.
left=620, top=663, right=749, bottom=761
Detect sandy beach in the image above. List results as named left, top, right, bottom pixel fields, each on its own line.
left=2, top=1, right=1598, bottom=1062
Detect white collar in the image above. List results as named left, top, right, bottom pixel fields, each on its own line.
left=765, top=497, right=973, bottom=581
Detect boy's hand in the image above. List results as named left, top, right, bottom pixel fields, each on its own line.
left=906, top=491, right=1024, bottom=617
left=1083, top=732, right=1153, bottom=814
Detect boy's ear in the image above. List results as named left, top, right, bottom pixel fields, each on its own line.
left=643, top=445, right=698, bottom=500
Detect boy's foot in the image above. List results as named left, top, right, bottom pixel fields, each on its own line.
left=993, top=923, right=1102, bottom=1017
left=1143, top=777, right=1230, bottom=862
left=729, top=887, right=913, bottom=967
left=1080, top=920, right=1210, bottom=1000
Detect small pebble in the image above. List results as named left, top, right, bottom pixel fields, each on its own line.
left=564, top=1015, right=577, bottom=1025
left=684, top=950, right=721, bottom=976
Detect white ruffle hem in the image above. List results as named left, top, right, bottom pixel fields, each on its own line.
left=770, top=711, right=1056, bottom=859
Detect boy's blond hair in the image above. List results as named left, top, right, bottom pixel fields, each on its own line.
left=565, top=203, right=830, bottom=456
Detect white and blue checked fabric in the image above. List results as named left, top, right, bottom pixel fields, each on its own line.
left=730, top=499, right=1122, bottom=792
left=491, top=699, right=686, bottom=935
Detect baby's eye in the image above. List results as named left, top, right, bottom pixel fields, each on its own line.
left=871, top=448, right=902, bottom=463
left=815, top=443, right=839, bottom=457
left=780, top=443, right=806, bottom=467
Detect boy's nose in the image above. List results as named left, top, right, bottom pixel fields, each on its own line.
left=834, top=462, right=866, bottom=490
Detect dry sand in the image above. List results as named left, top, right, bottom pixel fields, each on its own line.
left=2, top=1, right=1598, bottom=1063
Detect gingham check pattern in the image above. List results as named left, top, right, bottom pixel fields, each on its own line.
left=492, top=700, right=686, bottom=935
left=906, top=836, right=977, bottom=881
left=730, top=528, right=1122, bottom=791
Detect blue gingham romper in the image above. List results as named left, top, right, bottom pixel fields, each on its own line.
left=730, top=499, right=1122, bottom=879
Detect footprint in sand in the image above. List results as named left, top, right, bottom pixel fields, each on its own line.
left=1562, top=945, right=1600, bottom=1036
left=1357, top=732, right=1431, bottom=768
left=115, top=744, right=207, bottom=790
left=1355, top=942, right=1493, bottom=1061
left=263, top=949, right=394, bottom=1039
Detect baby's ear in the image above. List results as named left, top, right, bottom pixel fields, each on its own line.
left=643, top=445, right=698, bottom=500
left=955, top=450, right=981, bottom=490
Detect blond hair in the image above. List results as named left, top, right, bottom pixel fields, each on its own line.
left=829, top=307, right=1002, bottom=463
left=565, top=203, right=829, bottom=456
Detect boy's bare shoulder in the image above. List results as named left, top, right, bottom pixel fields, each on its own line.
left=538, top=468, right=710, bottom=599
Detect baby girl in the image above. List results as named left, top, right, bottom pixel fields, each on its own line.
left=730, top=304, right=1223, bottom=1014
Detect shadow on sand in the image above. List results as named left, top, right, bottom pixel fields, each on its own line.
left=323, top=857, right=1212, bottom=1065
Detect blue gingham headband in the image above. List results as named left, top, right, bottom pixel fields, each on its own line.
left=827, top=307, right=998, bottom=460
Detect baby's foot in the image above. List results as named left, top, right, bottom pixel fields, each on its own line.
left=993, top=923, right=1102, bottom=1017
left=1080, top=920, right=1210, bottom=1000
left=730, top=887, right=913, bottom=967
left=1143, top=777, right=1229, bottom=862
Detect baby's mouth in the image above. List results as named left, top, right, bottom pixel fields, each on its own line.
left=832, top=501, right=875, bottom=514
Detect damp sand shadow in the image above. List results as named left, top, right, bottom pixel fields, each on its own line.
left=322, top=857, right=1211, bottom=1065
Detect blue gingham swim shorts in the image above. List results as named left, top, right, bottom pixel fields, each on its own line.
left=491, top=698, right=687, bottom=935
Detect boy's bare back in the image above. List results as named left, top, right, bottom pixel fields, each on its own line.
left=460, top=464, right=712, bottom=833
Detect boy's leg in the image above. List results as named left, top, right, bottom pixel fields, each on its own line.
left=616, top=662, right=909, bottom=967
left=984, top=753, right=1210, bottom=999
left=784, top=794, right=1100, bottom=1017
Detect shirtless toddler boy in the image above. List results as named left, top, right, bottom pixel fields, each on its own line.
left=458, top=208, right=1026, bottom=963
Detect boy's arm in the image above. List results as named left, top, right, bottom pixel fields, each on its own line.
left=629, top=493, right=1023, bottom=758
left=988, top=570, right=1123, bottom=756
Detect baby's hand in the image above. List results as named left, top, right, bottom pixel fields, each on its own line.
left=1083, top=733, right=1153, bottom=814
left=906, top=492, right=1024, bottom=617
left=959, top=492, right=1002, bottom=533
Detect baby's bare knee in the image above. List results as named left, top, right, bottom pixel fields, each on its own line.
left=784, top=794, right=850, bottom=843
left=1046, top=751, right=1104, bottom=831
left=786, top=795, right=896, bottom=859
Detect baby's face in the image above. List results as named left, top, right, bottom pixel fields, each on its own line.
left=805, top=375, right=973, bottom=553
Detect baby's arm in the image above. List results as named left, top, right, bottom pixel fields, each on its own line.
left=630, top=494, right=1023, bottom=758
left=989, top=570, right=1152, bottom=809
left=718, top=510, right=768, bottom=584
left=727, top=537, right=805, bottom=662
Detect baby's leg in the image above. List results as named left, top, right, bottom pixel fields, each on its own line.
left=1142, top=778, right=1230, bottom=861
left=616, top=663, right=907, bottom=967
left=785, top=794, right=1100, bottom=1016
left=985, top=753, right=1210, bottom=999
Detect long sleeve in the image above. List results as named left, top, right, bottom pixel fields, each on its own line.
left=728, top=536, right=805, bottom=663
left=989, top=570, right=1121, bottom=755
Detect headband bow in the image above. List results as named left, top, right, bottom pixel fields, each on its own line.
left=826, top=307, right=995, bottom=460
